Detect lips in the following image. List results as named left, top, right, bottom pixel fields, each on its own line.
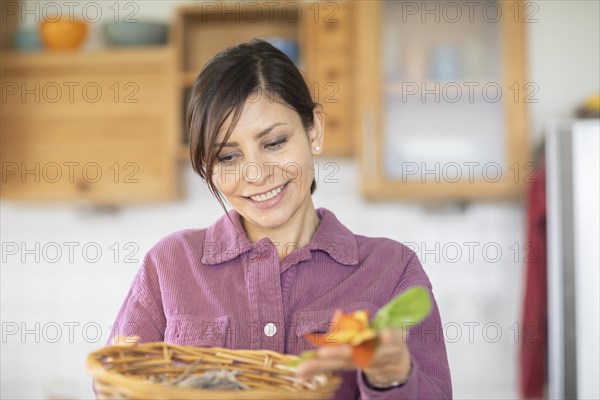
left=245, top=182, right=288, bottom=202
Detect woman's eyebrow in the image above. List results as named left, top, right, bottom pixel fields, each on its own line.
left=214, top=122, right=286, bottom=148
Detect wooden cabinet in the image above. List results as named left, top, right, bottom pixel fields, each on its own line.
left=172, top=1, right=356, bottom=159
left=303, top=1, right=355, bottom=157
left=0, top=48, right=179, bottom=204
left=355, top=0, right=530, bottom=200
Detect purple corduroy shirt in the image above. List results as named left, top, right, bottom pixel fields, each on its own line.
left=105, top=207, right=452, bottom=399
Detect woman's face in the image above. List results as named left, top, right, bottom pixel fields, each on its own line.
left=211, top=93, right=323, bottom=231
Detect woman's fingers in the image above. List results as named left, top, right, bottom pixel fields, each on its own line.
left=295, top=329, right=409, bottom=380
left=363, top=328, right=412, bottom=383
left=317, top=344, right=352, bottom=358
left=380, top=328, right=407, bottom=345
left=296, top=357, right=354, bottom=378
left=296, top=345, right=355, bottom=379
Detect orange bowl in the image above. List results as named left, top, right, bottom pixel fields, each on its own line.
left=40, top=18, right=88, bottom=50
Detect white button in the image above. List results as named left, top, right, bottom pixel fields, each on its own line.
left=264, top=323, right=277, bottom=337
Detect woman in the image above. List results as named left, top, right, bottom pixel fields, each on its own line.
left=106, top=39, right=452, bottom=399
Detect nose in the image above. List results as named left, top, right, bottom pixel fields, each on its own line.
left=241, top=152, right=273, bottom=186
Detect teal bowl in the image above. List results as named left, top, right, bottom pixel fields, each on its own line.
left=12, top=29, right=42, bottom=51
left=102, top=22, right=168, bottom=47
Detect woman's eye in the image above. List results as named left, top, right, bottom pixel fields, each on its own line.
left=217, top=153, right=238, bottom=163
left=265, top=138, right=288, bottom=150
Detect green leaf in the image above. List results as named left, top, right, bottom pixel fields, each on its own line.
left=371, top=286, right=432, bottom=331
left=285, top=350, right=317, bottom=368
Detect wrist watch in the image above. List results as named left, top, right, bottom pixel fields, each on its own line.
left=367, top=378, right=404, bottom=390
left=364, top=372, right=406, bottom=390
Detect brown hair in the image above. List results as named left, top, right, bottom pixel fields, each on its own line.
left=186, top=39, right=319, bottom=212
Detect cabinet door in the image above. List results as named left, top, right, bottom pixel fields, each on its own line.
left=355, top=0, right=529, bottom=200
left=302, top=1, right=355, bottom=157
left=0, top=50, right=179, bottom=204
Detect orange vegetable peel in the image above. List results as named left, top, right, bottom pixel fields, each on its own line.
left=303, top=309, right=378, bottom=368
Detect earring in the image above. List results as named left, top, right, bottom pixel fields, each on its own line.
left=315, top=145, right=321, bottom=152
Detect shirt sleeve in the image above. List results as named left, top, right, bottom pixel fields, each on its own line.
left=105, top=252, right=166, bottom=345
left=93, top=253, right=166, bottom=397
left=356, top=250, right=453, bottom=400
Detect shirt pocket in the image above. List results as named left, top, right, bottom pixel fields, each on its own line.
left=165, top=315, right=229, bottom=348
left=287, top=301, right=379, bottom=356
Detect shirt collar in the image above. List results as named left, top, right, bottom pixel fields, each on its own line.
left=307, top=208, right=360, bottom=266
left=201, top=207, right=359, bottom=266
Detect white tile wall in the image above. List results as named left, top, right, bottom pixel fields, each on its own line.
left=1, top=159, right=525, bottom=399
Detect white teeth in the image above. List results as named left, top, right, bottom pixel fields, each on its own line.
left=250, top=184, right=285, bottom=202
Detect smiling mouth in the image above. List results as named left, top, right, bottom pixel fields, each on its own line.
left=246, top=182, right=288, bottom=202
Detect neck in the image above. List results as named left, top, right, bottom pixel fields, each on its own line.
left=242, top=199, right=320, bottom=260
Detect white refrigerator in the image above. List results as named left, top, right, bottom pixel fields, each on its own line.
left=546, top=119, right=600, bottom=400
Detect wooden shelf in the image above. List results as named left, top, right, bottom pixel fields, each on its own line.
left=1, top=46, right=174, bottom=70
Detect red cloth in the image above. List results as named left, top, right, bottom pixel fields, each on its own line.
left=520, top=161, right=548, bottom=399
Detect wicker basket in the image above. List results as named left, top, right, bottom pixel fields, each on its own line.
left=87, top=342, right=342, bottom=399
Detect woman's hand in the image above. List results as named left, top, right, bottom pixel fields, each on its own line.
left=295, top=328, right=412, bottom=387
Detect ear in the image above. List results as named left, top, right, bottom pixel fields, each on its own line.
left=308, top=106, right=325, bottom=156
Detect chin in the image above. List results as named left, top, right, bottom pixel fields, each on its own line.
left=245, top=207, right=292, bottom=230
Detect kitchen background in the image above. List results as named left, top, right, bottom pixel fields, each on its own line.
left=1, top=1, right=599, bottom=399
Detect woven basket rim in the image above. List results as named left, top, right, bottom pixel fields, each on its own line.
left=87, top=342, right=342, bottom=399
